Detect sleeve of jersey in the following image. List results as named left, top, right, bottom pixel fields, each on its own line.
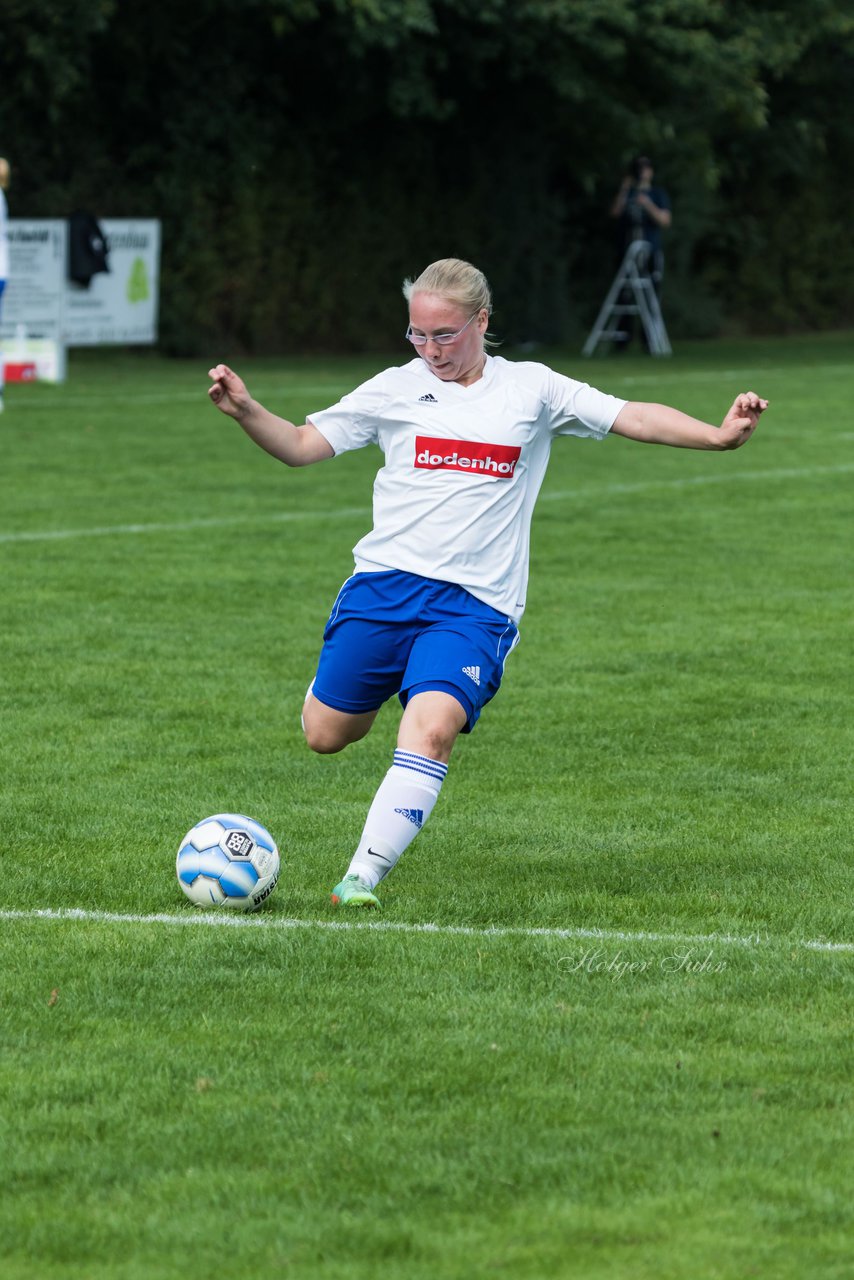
left=544, top=369, right=627, bottom=439
left=307, top=374, right=388, bottom=456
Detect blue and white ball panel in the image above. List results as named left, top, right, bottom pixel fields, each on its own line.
left=176, top=844, right=231, bottom=884
left=184, top=819, right=228, bottom=852
left=209, top=814, right=278, bottom=854
left=192, top=877, right=227, bottom=905
left=218, top=860, right=260, bottom=897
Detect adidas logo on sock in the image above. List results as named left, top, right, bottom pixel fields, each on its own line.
left=418, top=393, right=438, bottom=403
left=462, top=665, right=481, bottom=686
left=394, top=807, right=424, bottom=828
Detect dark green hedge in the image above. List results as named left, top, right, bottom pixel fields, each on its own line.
left=2, top=1, right=852, bottom=354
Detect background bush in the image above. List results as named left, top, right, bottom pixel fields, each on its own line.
left=2, top=0, right=852, bottom=354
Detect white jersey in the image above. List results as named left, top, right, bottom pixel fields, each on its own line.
left=309, top=354, right=625, bottom=621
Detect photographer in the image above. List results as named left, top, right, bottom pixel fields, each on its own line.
left=610, top=155, right=671, bottom=349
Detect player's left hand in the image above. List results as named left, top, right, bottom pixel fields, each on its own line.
left=717, top=391, right=768, bottom=449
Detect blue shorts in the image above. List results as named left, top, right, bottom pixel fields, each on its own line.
left=312, top=570, right=520, bottom=732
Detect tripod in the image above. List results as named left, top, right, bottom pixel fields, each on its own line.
left=582, top=241, right=672, bottom=357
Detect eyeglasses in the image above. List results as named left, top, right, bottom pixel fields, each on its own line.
left=405, top=313, right=478, bottom=347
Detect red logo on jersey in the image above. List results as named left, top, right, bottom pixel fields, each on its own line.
left=415, top=436, right=521, bottom=478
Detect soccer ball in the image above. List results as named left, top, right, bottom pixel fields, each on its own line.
left=176, top=814, right=280, bottom=911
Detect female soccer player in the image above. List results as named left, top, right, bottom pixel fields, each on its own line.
left=208, top=258, right=767, bottom=908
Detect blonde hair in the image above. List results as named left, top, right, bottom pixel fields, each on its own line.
left=403, top=258, right=499, bottom=348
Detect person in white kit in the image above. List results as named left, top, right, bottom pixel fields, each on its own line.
left=0, top=157, right=10, bottom=413
left=208, top=258, right=767, bottom=908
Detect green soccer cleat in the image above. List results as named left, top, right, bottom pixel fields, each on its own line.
left=330, top=874, right=381, bottom=909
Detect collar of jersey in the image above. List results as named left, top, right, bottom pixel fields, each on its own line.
left=416, top=353, right=495, bottom=396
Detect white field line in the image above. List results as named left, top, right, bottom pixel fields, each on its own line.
left=6, top=358, right=853, bottom=408
left=0, top=507, right=370, bottom=544
left=0, top=907, right=850, bottom=954
left=539, top=462, right=854, bottom=505
left=1, top=463, right=851, bottom=547
left=599, top=362, right=854, bottom=386
left=5, top=384, right=353, bottom=408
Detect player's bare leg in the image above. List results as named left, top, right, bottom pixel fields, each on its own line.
left=301, top=694, right=379, bottom=755
left=396, top=690, right=467, bottom=762
left=331, top=691, right=467, bottom=908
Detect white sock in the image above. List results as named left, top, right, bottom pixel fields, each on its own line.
left=347, top=749, right=448, bottom=889
left=300, top=678, right=315, bottom=732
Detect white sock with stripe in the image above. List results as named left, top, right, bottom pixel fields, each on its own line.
left=346, top=749, right=448, bottom=889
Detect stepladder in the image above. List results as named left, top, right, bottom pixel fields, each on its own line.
left=582, top=240, right=672, bottom=356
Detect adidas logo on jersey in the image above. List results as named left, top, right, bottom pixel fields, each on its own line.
left=418, top=393, right=438, bottom=403
left=462, top=665, right=481, bottom=686
left=394, top=807, right=424, bottom=828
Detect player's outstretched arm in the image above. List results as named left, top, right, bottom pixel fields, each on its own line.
left=611, top=392, right=768, bottom=450
left=207, top=364, right=334, bottom=467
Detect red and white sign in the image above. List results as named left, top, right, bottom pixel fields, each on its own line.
left=415, top=435, right=521, bottom=478
left=4, top=362, right=37, bottom=382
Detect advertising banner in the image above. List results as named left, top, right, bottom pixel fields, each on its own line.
left=1, top=218, right=161, bottom=350
left=64, top=219, right=161, bottom=346
left=1, top=220, right=66, bottom=343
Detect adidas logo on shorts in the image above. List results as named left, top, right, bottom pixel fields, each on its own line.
left=418, top=393, right=438, bottom=403
left=462, top=665, right=481, bottom=686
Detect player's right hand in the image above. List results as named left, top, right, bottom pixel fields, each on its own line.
left=208, top=364, right=251, bottom=418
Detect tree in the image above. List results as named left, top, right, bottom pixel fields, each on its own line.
left=2, top=0, right=851, bottom=351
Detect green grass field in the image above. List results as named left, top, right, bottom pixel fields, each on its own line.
left=1, top=334, right=852, bottom=1278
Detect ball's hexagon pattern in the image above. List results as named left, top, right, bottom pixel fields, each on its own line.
left=175, top=814, right=280, bottom=912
